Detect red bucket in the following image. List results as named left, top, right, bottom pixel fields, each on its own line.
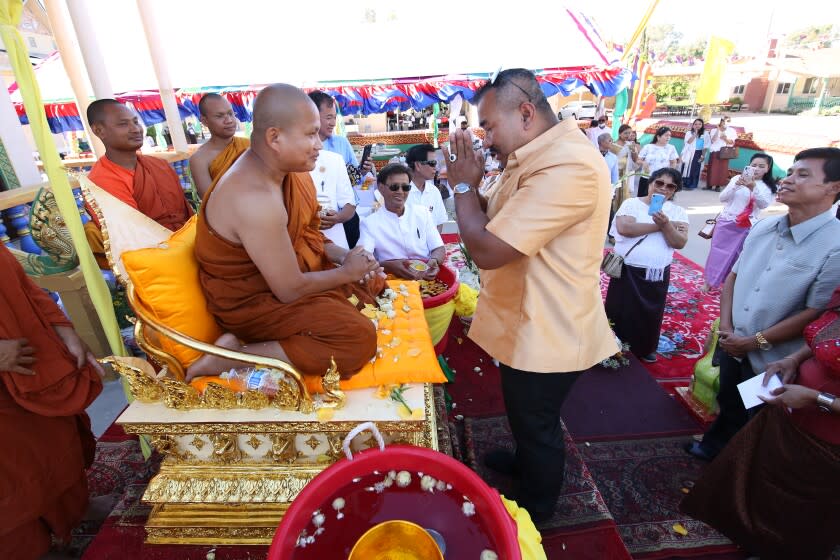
left=422, top=264, right=459, bottom=309
left=422, top=264, right=459, bottom=354
left=269, top=441, right=520, bottom=560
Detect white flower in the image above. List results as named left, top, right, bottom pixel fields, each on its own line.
left=462, top=501, right=476, bottom=517
left=480, top=550, right=498, bottom=560
left=312, top=513, right=325, bottom=527
left=332, top=497, right=345, bottom=511
left=420, top=475, right=436, bottom=492
left=396, top=470, right=411, bottom=488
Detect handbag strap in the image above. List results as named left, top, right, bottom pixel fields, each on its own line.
left=623, top=235, right=648, bottom=259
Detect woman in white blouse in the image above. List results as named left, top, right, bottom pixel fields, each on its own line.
left=705, top=117, right=737, bottom=191
left=605, top=168, right=689, bottom=363
left=637, top=126, right=679, bottom=197
left=681, top=118, right=711, bottom=190
left=702, top=153, right=777, bottom=292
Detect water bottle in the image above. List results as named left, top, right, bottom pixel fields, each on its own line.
left=218, top=368, right=287, bottom=397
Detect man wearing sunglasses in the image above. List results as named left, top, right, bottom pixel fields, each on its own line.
left=443, top=68, right=618, bottom=524
left=359, top=163, right=445, bottom=280
left=405, top=144, right=449, bottom=230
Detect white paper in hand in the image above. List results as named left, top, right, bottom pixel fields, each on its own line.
left=737, top=372, right=782, bottom=409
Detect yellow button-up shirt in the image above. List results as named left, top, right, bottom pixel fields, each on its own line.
left=468, top=119, right=619, bottom=373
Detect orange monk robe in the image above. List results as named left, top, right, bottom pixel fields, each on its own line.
left=0, top=246, right=102, bottom=560
left=208, top=136, right=250, bottom=183
left=85, top=154, right=194, bottom=267
left=195, top=172, right=385, bottom=378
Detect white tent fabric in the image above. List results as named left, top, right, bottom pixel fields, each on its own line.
left=15, top=0, right=618, bottom=100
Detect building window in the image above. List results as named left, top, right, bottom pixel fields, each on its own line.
left=802, top=77, right=819, bottom=94
left=27, top=36, right=37, bottom=48
left=776, top=82, right=791, bottom=94
left=733, top=84, right=745, bottom=95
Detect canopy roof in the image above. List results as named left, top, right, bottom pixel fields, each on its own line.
left=9, top=1, right=630, bottom=132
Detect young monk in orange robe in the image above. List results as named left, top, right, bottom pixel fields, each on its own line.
left=83, top=99, right=194, bottom=265
left=188, top=93, right=251, bottom=198
left=188, top=84, right=385, bottom=381
left=0, top=245, right=103, bottom=560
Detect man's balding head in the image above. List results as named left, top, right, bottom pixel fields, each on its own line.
left=87, top=99, right=144, bottom=152
left=251, top=84, right=322, bottom=172
left=471, top=68, right=558, bottom=163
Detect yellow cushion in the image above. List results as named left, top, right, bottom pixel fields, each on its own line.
left=122, top=216, right=223, bottom=367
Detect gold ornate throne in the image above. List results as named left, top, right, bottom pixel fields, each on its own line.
left=81, top=176, right=440, bottom=545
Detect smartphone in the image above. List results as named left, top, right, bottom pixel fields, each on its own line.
left=741, top=166, right=755, bottom=182
left=648, top=193, right=666, bottom=215
left=360, top=145, right=373, bottom=169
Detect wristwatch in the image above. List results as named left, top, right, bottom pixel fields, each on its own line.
left=816, top=392, right=836, bottom=413
left=755, top=331, right=772, bottom=351
left=453, top=182, right=473, bottom=195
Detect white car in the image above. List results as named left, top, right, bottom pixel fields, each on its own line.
left=558, top=100, right=597, bottom=121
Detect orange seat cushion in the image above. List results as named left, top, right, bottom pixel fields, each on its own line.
left=121, top=216, right=224, bottom=367
left=189, top=280, right=446, bottom=395
left=306, top=280, right=446, bottom=392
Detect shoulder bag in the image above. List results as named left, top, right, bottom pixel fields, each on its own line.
left=698, top=213, right=720, bottom=239
left=601, top=235, right=648, bottom=279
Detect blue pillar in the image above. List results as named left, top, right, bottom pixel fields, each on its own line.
left=73, top=187, right=89, bottom=224
left=6, top=204, right=40, bottom=254
left=0, top=213, right=9, bottom=246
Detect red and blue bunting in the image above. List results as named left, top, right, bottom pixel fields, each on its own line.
left=15, top=66, right=631, bottom=134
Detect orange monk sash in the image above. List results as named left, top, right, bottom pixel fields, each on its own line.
left=86, top=154, right=193, bottom=231
left=208, top=136, right=250, bottom=181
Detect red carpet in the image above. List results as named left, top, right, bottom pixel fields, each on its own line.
left=578, top=435, right=742, bottom=559
left=463, top=414, right=632, bottom=560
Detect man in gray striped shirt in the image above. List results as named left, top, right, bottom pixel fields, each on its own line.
left=687, top=147, right=840, bottom=460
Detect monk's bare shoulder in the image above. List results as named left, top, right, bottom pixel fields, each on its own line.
left=189, top=142, right=219, bottom=169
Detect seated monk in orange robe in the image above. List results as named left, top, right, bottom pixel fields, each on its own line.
left=83, top=99, right=194, bottom=266
left=0, top=245, right=104, bottom=560
left=188, top=84, right=386, bottom=381
left=188, top=93, right=251, bottom=198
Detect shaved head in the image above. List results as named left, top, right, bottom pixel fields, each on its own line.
left=252, top=83, right=318, bottom=135
left=87, top=98, right=125, bottom=127
left=198, top=93, right=225, bottom=117
left=250, top=83, right=323, bottom=172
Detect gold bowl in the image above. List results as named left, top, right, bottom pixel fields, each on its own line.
left=348, top=520, right=444, bottom=560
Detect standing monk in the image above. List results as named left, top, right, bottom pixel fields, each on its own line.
left=85, top=99, right=193, bottom=265
left=188, top=84, right=385, bottom=381
left=188, top=93, right=250, bottom=198
left=0, top=245, right=104, bottom=559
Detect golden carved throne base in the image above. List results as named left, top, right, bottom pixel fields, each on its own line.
left=118, top=384, right=438, bottom=545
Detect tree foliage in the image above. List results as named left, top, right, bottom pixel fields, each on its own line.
left=653, top=78, right=693, bottom=102
left=783, top=24, right=838, bottom=48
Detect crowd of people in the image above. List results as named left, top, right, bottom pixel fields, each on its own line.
left=3, top=67, right=839, bottom=559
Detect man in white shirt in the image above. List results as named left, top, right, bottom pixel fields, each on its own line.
left=599, top=133, right=620, bottom=241
left=405, top=143, right=448, bottom=229
left=359, top=163, right=445, bottom=280
left=309, top=149, right=356, bottom=249
left=586, top=116, right=608, bottom=148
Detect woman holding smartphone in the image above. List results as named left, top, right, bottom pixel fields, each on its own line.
left=702, top=153, right=777, bottom=293
left=605, top=168, right=690, bottom=363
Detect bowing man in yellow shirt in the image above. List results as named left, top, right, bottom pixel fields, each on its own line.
left=443, top=68, right=619, bottom=524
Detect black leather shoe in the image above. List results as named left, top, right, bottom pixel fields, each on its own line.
left=684, top=441, right=715, bottom=462
left=483, top=449, right=517, bottom=476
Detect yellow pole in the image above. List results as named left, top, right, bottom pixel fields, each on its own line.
left=0, top=0, right=126, bottom=356
left=621, top=0, right=660, bottom=63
